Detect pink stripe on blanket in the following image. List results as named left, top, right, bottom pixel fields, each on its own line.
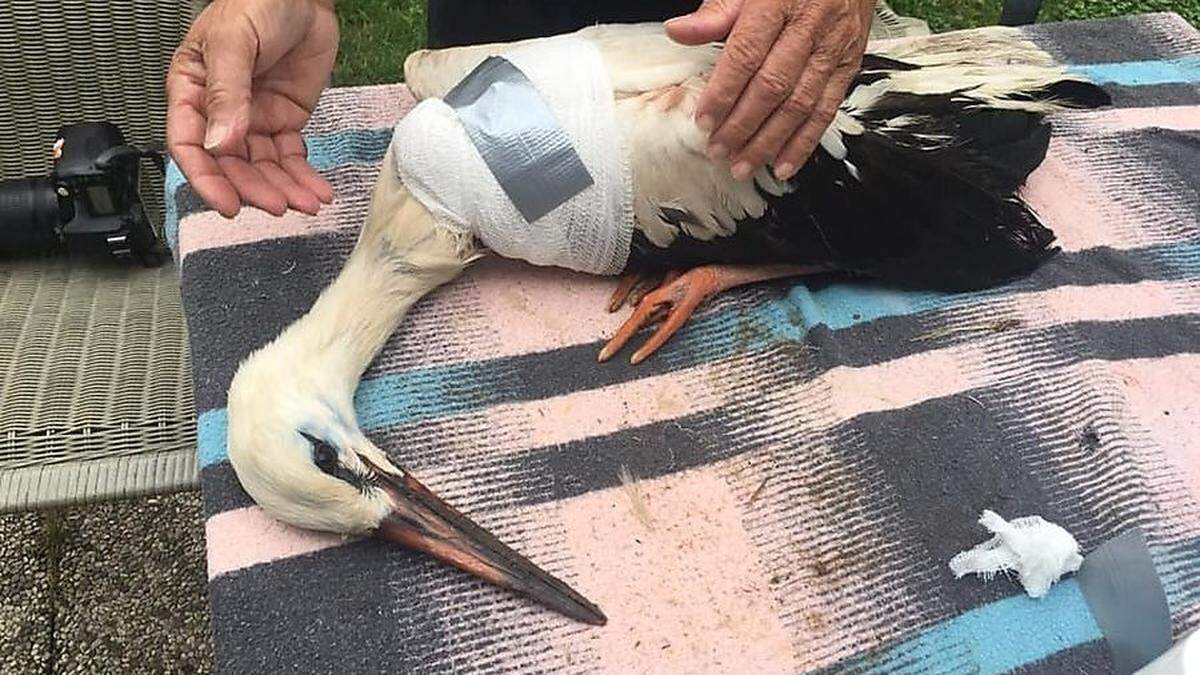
left=821, top=345, right=975, bottom=420
left=206, top=507, right=348, bottom=579
left=557, top=467, right=801, bottom=673
left=177, top=180, right=373, bottom=261
left=937, top=281, right=1200, bottom=335
left=1032, top=280, right=1200, bottom=324
left=303, top=84, right=416, bottom=135
left=466, top=258, right=632, bottom=360
left=1022, top=138, right=1139, bottom=253
left=483, top=365, right=727, bottom=454
left=1082, top=105, right=1200, bottom=133
left=1105, top=354, right=1200, bottom=515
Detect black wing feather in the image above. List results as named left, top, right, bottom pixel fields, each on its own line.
left=624, top=62, right=1110, bottom=293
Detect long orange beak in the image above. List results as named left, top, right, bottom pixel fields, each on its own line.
left=363, top=458, right=607, bottom=625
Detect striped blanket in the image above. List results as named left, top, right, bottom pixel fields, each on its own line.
left=166, top=13, right=1200, bottom=674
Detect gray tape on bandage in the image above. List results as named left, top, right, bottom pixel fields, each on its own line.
left=392, top=35, right=631, bottom=275
left=1077, top=528, right=1172, bottom=675
left=444, top=56, right=594, bottom=223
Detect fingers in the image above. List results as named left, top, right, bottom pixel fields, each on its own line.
left=275, top=131, right=334, bottom=204
left=216, top=155, right=289, bottom=216
left=773, top=64, right=859, bottom=177
left=694, top=0, right=786, bottom=147
left=167, top=57, right=244, bottom=218
left=696, top=0, right=872, bottom=178
left=730, top=43, right=838, bottom=179
left=664, top=0, right=745, bottom=45
left=200, top=12, right=258, bottom=152
left=172, top=145, right=245, bottom=219
left=712, top=19, right=819, bottom=178
left=248, top=135, right=321, bottom=215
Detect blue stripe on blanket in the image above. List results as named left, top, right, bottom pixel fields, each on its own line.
left=851, top=580, right=1103, bottom=675
left=194, top=239, right=1200, bottom=469
left=1069, top=55, right=1200, bottom=86
left=830, top=532, right=1200, bottom=674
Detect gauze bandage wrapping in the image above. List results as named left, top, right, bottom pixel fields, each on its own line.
left=391, top=35, right=634, bottom=276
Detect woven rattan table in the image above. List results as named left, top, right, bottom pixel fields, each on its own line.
left=0, top=1, right=197, bottom=511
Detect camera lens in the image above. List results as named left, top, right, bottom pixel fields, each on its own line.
left=0, top=177, right=62, bottom=254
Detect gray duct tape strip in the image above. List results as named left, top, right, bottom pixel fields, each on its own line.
left=1076, top=528, right=1173, bottom=675
left=444, top=56, right=595, bottom=224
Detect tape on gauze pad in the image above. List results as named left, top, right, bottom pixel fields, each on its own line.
left=391, top=35, right=634, bottom=276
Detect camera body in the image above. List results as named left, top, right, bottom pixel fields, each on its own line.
left=0, top=122, right=169, bottom=266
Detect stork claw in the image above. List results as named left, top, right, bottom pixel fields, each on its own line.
left=598, top=268, right=718, bottom=365
left=606, top=272, right=643, bottom=313
left=598, top=264, right=828, bottom=365
left=606, top=270, right=679, bottom=312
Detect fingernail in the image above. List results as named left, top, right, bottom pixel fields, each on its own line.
left=707, top=143, right=728, bottom=161
left=696, top=115, right=714, bottom=133
left=203, top=123, right=228, bottom=151
left=774, top=162, right=797, bottom=181
left=731, top=161, right=753, bottom=181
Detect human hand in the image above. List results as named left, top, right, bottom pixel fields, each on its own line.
left=666, top=0, right=875, bottom=181
left=167, top=0, right=338, bottom=218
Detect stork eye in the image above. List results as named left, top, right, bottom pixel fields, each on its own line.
left=300, top=432, right=341, bottom=477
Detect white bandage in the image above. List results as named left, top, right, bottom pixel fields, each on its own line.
left=949, top=510, right=1083, bottom=598
left=390, top=35, right=634, bottom=276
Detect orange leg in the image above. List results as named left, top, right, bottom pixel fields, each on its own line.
left=599, top=263, right=831, bottom=365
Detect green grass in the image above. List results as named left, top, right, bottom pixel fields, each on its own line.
left=334, top=0, right=426, bottom=86
left=333, top=0, right=1200, bottom=85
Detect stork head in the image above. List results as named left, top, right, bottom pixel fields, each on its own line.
left=224, top=341, right=607, bottom=625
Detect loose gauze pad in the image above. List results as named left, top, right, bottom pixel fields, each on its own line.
left=390, top=34, right=634, bottom=276
left=949, top=510, right=1083, bottom=598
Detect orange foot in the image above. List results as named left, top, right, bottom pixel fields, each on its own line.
left=599, top=263, right=828, bottom=365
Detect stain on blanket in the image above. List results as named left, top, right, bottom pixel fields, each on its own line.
left=558, top=469, right=797, bottom=673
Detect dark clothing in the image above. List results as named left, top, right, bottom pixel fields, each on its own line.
left=426, top=0, right=699, bottom=48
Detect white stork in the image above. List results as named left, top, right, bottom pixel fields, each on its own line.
left=225, top=23, right=1108, bottom=624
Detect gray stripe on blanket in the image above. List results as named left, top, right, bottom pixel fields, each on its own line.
left=209, top=540, right=455, bottom=674
left=1026, top=12, right=1200, bottom=63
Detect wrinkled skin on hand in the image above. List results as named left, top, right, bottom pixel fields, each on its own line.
left=167, top=0, right=338, bottom=218
left=667, top=0, right=875, bottom=181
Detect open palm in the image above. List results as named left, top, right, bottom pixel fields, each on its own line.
left=167, top=0, right=339, bottom=218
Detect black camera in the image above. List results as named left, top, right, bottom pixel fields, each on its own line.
left=0, top=122, right=169, bottom=267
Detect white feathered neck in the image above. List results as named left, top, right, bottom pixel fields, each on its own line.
left=225, top=152, right=473, bottom=534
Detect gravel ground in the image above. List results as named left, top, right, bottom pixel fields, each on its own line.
left=0, top=491, right=214, bottom=674
left=0, top=511, right=52, bottom=674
